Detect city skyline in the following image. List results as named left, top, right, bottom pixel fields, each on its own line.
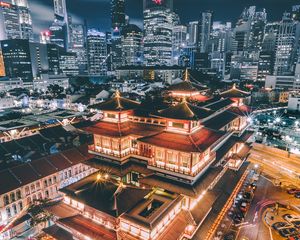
left=29, top=0, right=297, bottom=34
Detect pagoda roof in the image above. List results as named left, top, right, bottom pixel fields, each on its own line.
left=60, top=173, right=151, bottom=217
left=82, top=121, right=164, bottom=138
left=138, top=127, right=226, bottom=153
left=203, top=111, right=239, bottom=130
left=204, top=98, right=234, bottom=111
left=88, top=91, right=140, bottom=111
left=153, top=100, right=214, bottom=121
left=168, top=69, right=208, bottom=93
left=220, top=84, right=251, bottom=98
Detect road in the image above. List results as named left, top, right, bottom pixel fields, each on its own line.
left=249, top=145, right=300, bottom=187
left=236, top=146, right=300, bottom=240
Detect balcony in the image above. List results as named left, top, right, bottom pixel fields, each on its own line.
left=148, top=152, right=216, bottom=180
left=88, top=145, right=138, bottom=160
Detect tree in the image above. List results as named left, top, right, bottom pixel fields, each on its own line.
left=27, top=199, right=54, bottom=227
left=47, top=84, right=64, bottom=98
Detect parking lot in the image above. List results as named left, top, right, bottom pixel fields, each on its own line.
left=264, top=207, right=300, bottom=239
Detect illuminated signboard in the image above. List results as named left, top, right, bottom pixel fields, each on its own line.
left=152, top=0, right=163, bottom=4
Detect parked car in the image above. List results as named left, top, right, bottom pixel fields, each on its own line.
left=292, top=220, right=300, bottom=228
left=288, top=189, right=300, bottom=194
left=295, top=192, right=300, bottom=198
left=279, top=228, right=297, bottom=238
left=272, top=222, right=291, bottom=230
left=284, top=214, right=300, bottom=222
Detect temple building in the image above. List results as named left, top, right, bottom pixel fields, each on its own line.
left=219, top=83, right=251, bottom=106
left=167, top=69, right=209, bottom=101
left=14, top=90, right=252, bottom=240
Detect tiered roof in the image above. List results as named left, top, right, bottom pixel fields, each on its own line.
left=88, top=90, right=141, bottom=111
left=168, top=69, right=208, bottom=93
left=153, top=99, right=214, bottom=121
left=220, top=84, right=251, bottom=98
left=60, top=173, right=151, bottom=217
left=82, top=121, right=164, bottom=138
left=138, top=128, right=225, bottom=153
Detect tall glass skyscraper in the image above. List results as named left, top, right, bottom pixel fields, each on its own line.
left=111, top=0, right=125, bottom=29
left=87, top=29, right=107, bottom=76
left=143, top=0, right=176, bottom=66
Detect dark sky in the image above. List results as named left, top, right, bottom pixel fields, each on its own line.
left=27, top=0, right=298, bottom=34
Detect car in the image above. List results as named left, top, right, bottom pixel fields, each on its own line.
left=292, top=220, right=300, bottom=228
left=295, top=192, right=300, bottom=198
left=223, top=232, right=236, bottom=240
left=250, top=183, right=257, bottom=190
left=288, top=189, right=300, bottom=194
left=284, top=214, right=300, bottom=222
left=279, top=228, right=297, bottom=238
left=240, top=202, right=249, bottom=212
left=272, top=222, right=290, bottom=230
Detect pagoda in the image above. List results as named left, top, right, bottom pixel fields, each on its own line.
left=168, top=69, right=208, bottom=101
left=220, top=84, right=251, bottom=106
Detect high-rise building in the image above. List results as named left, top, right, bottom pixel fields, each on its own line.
left=262, top=22, right=279, bottom=52
left=47, top=43, right=61, bottom=74
left=87, top=29, right=107, bottom=76
left=274, top=13, right=298, bottom=76
left=231, top=21, right=251, bottom=54
left=198, top=11, right=213, bottom=53
left=187, top=21, right=198, bottom=47
left=69, top=23, right=87, bottom=74
left=172, top=25, right=187, bottom=65
left=1, top=39, right=33, bottom=82
left=12, top=0, right=33, bottom=41
left=248, top=9, right=267, bottom=52
left=59, top=50, right=79, bottom=76
left=211, top=21, right=232, bottom=53
left=257, top=51, right=275, bottom=81
left=53, top=0, right=67, bottom=21
left=111, top=0, right=125, bottom=29
left=143, top=0, right=176, bottom=66
left=0, top=2, right=21, bottom=40
left=53, top=0, right=69, bottom=48
left=111, top=28, right=123, bottom=70
left=29, top=42, right=49, bottom=77
left=121, top=24, right=143, bottom=66
left=49, top=19, right=67, bottom=49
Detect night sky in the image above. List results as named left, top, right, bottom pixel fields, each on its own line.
left=27, top=0, right=298, bottom=34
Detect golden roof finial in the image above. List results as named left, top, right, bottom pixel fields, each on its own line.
left=115, top=89, right=121, bottom=98
left=232, top=83, right=236, bottom=89
left=184, top=68, right=189, bottom=81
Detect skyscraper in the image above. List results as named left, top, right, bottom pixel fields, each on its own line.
left=248, top=8, right=267, bottom=52
left=1, top=39, right=33, bottom=82
left=121, top=24, right=143, bottom=66
left=87, top=29, right=107, bottom=76
left=172, top=25, right=187, bottom=65
left=143, top=0, right=176, bottom=66
left=187, top=21, right=199, bottom=47
left=274, top=13, right=298, bottom=76
left=53, top=0, right=67, bottom=21
left=49, top=19, right=67, bottom=49
left=12, top=0, right=33, bottom=41
left=69, top=23, right=87, bottom=74
left=198, top=11, right=213, bottom=53
left=111, top=0, right=125, bottom=29
left=53, top=0, right=69, bottom=48
left=0, top=2, right=21, bottom=40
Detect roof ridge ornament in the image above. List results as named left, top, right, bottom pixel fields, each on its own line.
left=184, top=68, right=189, bottom=81
left=115, top=89, right=121, bottom=98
